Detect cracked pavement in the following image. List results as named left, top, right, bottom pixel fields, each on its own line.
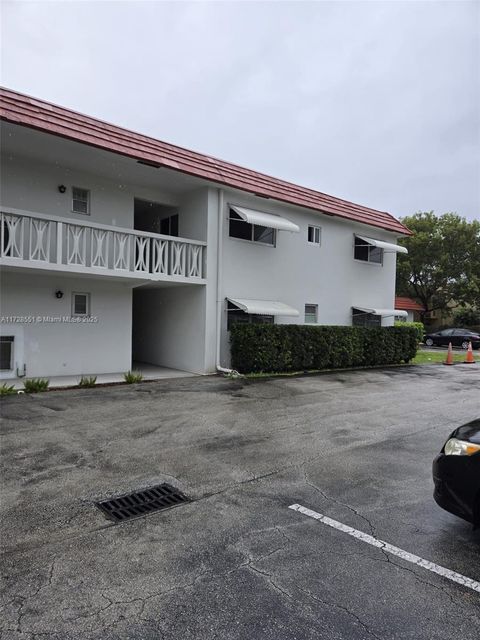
left=1, top=365, right=479, bottom=639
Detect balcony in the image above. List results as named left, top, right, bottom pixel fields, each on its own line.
left=0, top=208, right=207, bottom=284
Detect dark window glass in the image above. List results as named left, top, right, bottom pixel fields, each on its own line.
left=308, top=225, right=321, bottom=244
left=73, top=293, right=89, bottom=316
left=229, top=209, right=275, bottom=245
left=0, top=336, right=14, bottom=370
left=252, top=315, right=274, bottom=325
left=227, top=308, right=275, bottom=330
left=160, top=217, right=169, bottom=235
left=72, top=187, right=90, bottom=215
left=369, top=246, right=383, bottom=264
left=354, top=237, right=383, bottom=264
left=229, top=218, right=252, bottom=240
left=253, top=225, right=275, bottom=245
left=352, top=309, right=381, bottom=328
left=159, top=214, right=179, bottom=237
left=170, top=214, right=179, bottom=237
left=305, top=304, right=318, bottom=323
left=354, top=242, right=370, bottom=261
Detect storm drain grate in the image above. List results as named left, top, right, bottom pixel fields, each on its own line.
left=95, top=483, right=190, bottom=523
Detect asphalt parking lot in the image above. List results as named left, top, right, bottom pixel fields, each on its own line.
left=1, top=365, right=479, bottom=639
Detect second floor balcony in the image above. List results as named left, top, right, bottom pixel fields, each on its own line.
left=0, top=208, right=207, bottom=284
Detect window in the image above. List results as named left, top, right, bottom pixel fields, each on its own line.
left=352, top=308, right=381, bottom=328
left=307, top=225, right=321, bottom=245
left=72, top=187, right=90, bottom=215
left=0, top=336, right=14, bottom=370
left=229, top=209, right=275, bottom=246
left=305, top=304, right=318, bottom=324
left=160, top=214, right=179, bottom=237
left=354, top=236, right=383, bottom=264
left=227, top=303, right=274, bottom=330
left=72, top=292, right=90, bottom=316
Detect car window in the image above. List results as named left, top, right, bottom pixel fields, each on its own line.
left=439, top=329, right=454, bottom=336
left=452, top=329, right=465, bottom=335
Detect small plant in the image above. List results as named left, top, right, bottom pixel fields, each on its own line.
left=23, top=378, right=50, bottom=393
left=0, top=382, right=16, bottom=396
left=79, top=375, right=97, bottom=388
left=123, top=370, right=143, bottom=384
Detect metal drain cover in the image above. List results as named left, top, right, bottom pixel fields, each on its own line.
left=95, top=483, right=189, bottom=522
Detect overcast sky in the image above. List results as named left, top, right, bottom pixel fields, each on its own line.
left=1, top=0, right=479, bottom=221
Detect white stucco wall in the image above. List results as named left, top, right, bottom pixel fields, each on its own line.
left=1, top=139, right=404, bottom=377
left=219, top=190, right=400, bottom=365
left=0, top=272, right=132, bottom=378
left=0, top=153, right=178, bottom=229
left=132, top=285, right=208, bottom=374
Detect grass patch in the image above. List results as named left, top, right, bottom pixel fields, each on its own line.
left=0, top=382, right=17, bottom=396
left=124, top=370, right=143, bottom=384
left=79, top=375, right=97, bottom=388
left=23, top=378, right=50, bottom=393
left=412, top=351, right=479, bottom=365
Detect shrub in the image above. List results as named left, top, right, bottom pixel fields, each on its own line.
left=124, top=370, right=143, bottom=384
left=0, top=383, right=16, bottom=396
left=23, top=378, right=50, bottom=393
left=230, top=324, right=418, bottom=374
left=395, top=321, right=424, bottom=343
left=79, top=375, right=97, bottom=388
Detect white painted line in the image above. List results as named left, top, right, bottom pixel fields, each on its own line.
left=289, top=503, right=480, bottom=594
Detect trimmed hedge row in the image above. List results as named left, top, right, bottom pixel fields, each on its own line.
left=394, top=321, right=424, bottom=343
left=230, top=324, right=418, bottom=374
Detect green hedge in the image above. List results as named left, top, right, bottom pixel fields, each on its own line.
left=394, top=321, right=424, bottom=343
left=230, top=324, right=418, bottom=374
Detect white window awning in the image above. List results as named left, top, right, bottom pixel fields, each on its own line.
left=230, top=206, right=300, bottom=233
left=354, top=307, right=408, bottom=318
left=227, top=298, right=300, bottom=317
left=356, top=235, right=408, bottom=254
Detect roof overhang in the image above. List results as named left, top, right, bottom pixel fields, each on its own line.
left=0, top=87, right=412, bottom=236
left=356, top=235, right=408, bottom=254
left=354, top=307, right=408, bottom=318
left=230, top=205, right=299, bottom=232
left=227, top=298, right=300, bottom=317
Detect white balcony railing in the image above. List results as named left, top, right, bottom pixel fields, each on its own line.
left=0, top=208, right=206, bottom=282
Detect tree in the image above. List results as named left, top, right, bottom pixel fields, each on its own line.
left=453, top=307, right=480, bottom=327
left=396, top=212, right=480, bottom=320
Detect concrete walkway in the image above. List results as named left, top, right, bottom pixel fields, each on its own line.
left=7, top=361, right=197, bottom=390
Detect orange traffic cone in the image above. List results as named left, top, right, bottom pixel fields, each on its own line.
left=464, top=341, right=476, bottom=364
left=443, top=342, right=455, bottom=366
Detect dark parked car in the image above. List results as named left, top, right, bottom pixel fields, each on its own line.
left=424, top=328, right=480, bottom=349
left=433, top=419, right=480, bottom=527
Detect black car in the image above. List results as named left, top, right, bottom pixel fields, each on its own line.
left=424, top=328, right=480, bottom=349
left=433, top=419, right=480, bottom=527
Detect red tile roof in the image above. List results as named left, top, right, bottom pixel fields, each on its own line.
left=395, top=297, right=425, bottom=311
left=0, top=87, right=411, bottom=236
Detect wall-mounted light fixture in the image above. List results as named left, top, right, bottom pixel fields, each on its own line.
left=58, top=185, right=66, bottom=194
left=55, top=290, right=64, bottom=299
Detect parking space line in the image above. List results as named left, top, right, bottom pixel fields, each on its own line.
left=289, top=504, right=480, bottom=593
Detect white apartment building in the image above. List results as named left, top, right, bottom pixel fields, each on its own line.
left=0, top=88, right=409, bottom=381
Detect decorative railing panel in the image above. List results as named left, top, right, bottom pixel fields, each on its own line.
left=0, top=209, right=206, bottom=281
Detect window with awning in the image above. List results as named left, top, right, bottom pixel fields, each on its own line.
left=226, top=298, right=300, bottom=330
left=352, top=307, right=408, bottom=327
left=354, top=235, right=408, bottom=264
left=228, top=205, right=299, bottom=246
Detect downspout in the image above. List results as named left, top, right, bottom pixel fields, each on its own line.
left=215, top=188, right=239, bottom=376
